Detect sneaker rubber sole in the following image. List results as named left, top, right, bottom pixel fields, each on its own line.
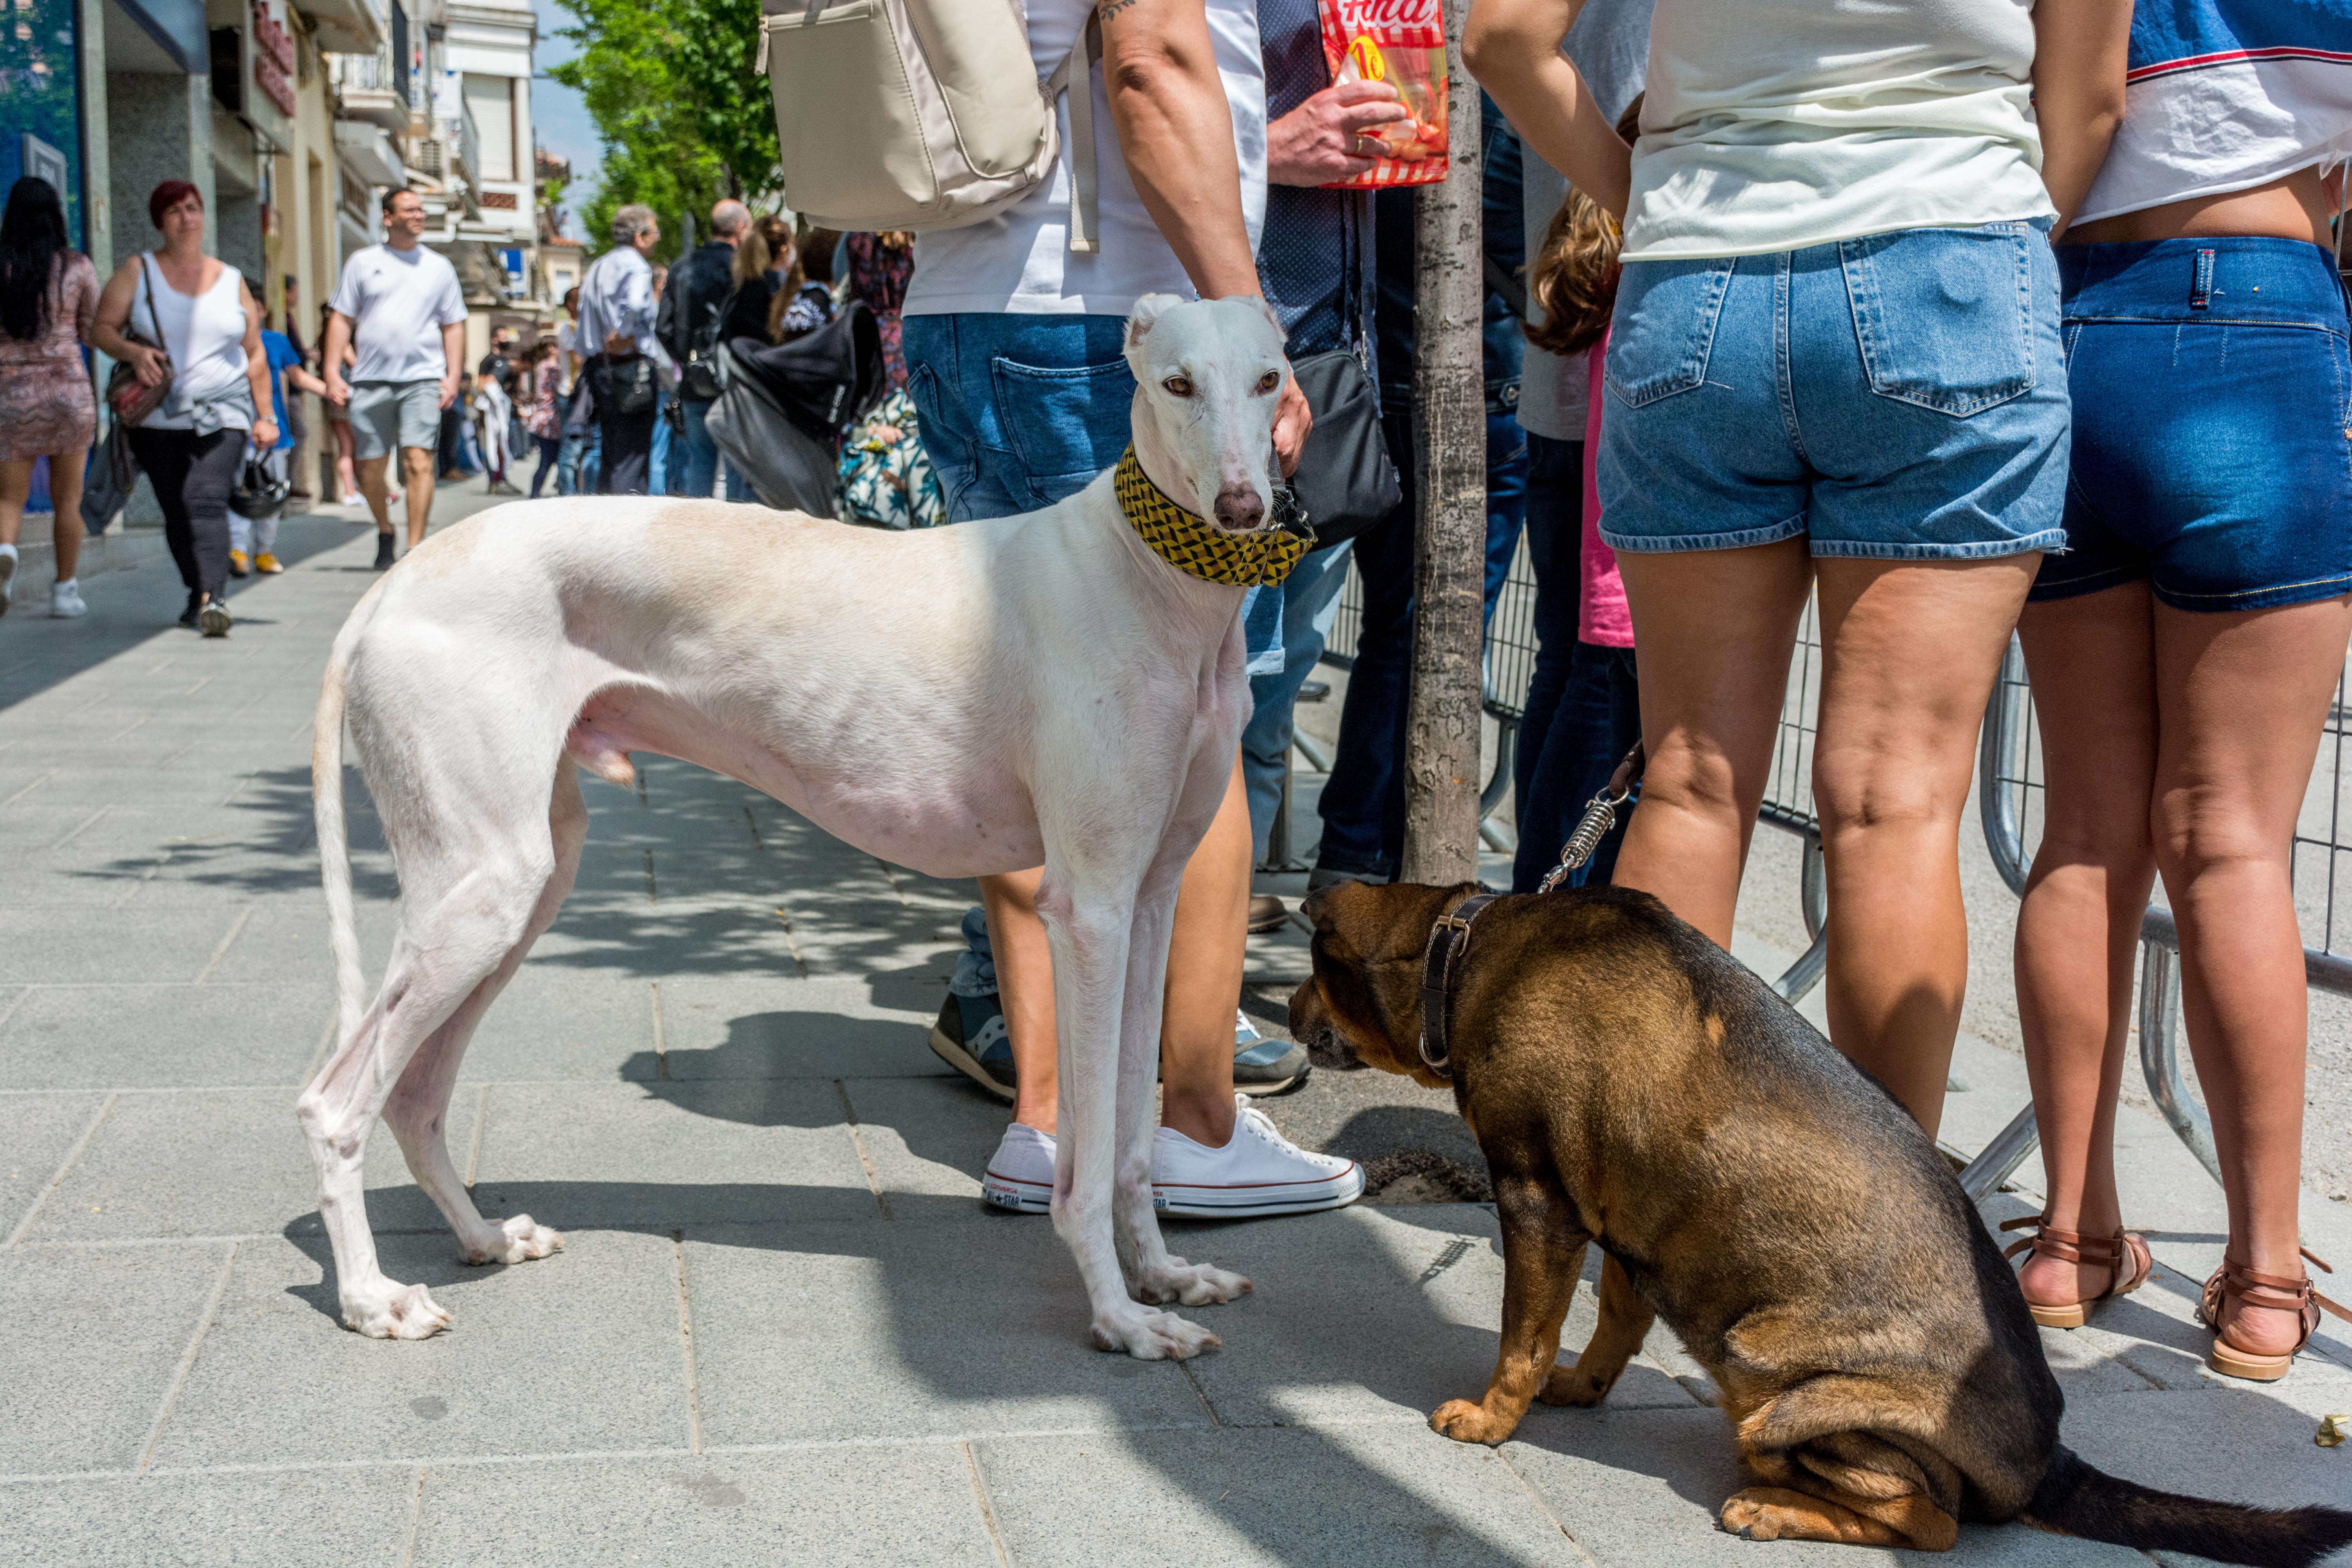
left=197, top=599, right=232, bottom=638
left=927, top=1019, right=1016, bottom=1103
left=980, top=1161, right=1052, bottom=1213
left=1154, top=1162, right=1365, bottom=1220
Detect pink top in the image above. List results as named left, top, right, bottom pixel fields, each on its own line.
left=1580, top=328, right=1632, bottom=648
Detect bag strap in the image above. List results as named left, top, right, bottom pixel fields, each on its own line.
left=1044, top=9, right=1104, bottom=254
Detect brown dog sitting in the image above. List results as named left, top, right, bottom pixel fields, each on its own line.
left=1290, top=879, right=2352, bottom=1567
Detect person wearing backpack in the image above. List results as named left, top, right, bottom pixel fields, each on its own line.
left=892, top=0, right=1350, bottom=1222
left=657, top=199, right=753, bottom=501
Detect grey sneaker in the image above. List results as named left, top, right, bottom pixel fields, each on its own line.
left=198, top=596, right=232, bottom=638
left=1229, top=1008, right=1308, bottom=1096
left=928, top=991, right=1016, bottom=1102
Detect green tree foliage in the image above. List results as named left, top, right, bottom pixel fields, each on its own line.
left=548, top=0, right=778, bottom=262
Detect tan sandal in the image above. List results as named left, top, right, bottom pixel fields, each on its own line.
left=2197, top=1248, right=2352, bottom=1382
left=2000, top=1216, right=2152, bottom=1329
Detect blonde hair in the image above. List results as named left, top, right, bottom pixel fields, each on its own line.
left=1523, top=96, right=1642, bottom=358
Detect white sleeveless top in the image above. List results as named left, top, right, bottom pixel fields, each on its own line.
left=1621, top=0, right=2056, bottom=262
left=136, top=256, right=253, bottom=431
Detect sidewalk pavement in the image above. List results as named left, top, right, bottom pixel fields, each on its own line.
left=2, top=493, right=2348, bottom=1567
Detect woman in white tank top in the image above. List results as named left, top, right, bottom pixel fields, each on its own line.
left=1463, top=2, right=2128, bottom=1134
left=89, top=180, right=277, bottom=637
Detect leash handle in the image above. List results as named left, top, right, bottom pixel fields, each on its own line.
left=1537, top=741, right=1646, bottom=895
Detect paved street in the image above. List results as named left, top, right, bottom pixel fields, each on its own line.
left=3, top=494, right=2349, bottom=1566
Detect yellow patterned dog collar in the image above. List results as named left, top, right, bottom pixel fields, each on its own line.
left=1114, top=446, right=1312, bottom=588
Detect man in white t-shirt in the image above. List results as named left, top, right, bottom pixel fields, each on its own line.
left=323, top=188, right=470, bottom=569
left=906, top=0, right=1355, bottom=1226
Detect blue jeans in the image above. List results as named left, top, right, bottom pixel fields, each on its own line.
left=1511, top=433, right=1584, bottom=865
left=1599, top=221, right=2069, bottom=560
left=676, top=397, right=753, bottom=501
left=1316, top=408, right=1530, bottom=878
left=1511, top=642, right=1639, bottom=893
left=1244, top=539, right=1354, bottom=860
left=557, top=426, right=599, bottom=496
left=649, top=404, right=673, bottom=496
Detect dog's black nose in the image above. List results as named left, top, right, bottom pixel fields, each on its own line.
left=1215, top=485, right=1265, bottom=530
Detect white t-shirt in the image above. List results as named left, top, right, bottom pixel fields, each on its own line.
left=135, top=258, right=253, bottom=431
left=1622, top=0, right=2055, bottom=261
left=902, top=0, right=1266, bottom=318
left=328, top=242, right=469, bottom=383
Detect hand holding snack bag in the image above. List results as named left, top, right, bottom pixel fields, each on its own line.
left=1319, top=0, right=1448, bottom=188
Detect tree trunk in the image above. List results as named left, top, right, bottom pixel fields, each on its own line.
left=1400, top=0, right=1486, bottom=887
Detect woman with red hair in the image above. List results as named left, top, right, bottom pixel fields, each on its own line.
left=87, top=180, right=277, bottom=637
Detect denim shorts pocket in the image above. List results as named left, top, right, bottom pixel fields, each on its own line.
left=1605, top=256, right=1736, bottom=408
left=1841, top=225, right=2035, bottom=416
left=989, top=354, right=1138, bottom=505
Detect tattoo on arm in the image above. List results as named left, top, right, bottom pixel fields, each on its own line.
left=1098, top=0, right=1138, bottom=20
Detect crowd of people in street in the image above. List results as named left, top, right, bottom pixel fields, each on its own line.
left=2, top=0, right=2347, bottom=1382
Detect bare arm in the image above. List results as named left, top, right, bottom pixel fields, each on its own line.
left=1463, top=0, right=1632, bottom=219
left=89, top=258, right=169, bottom=385
left=1097, top=0, right=1311, bottom=468
left=2031, top=0, right=2132, bottom=234
left=240, top=279, right=279, bottom=447
left=285, top=363, right=329, bottom=397
left=439, top=320, right=466, bottom=410
left=322, top=311, right=355, bottom=406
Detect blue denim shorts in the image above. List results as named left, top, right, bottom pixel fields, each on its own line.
left=1597, top=223, right=2070, bottom=561
left=900, top=310, right=1284, bottom=670
left=2029, top=236, right=2352, bottom=611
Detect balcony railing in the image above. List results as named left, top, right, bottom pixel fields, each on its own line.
left=327, top=45, right=408, bottom=132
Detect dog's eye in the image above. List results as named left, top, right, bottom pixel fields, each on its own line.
left=1162, top=376, right=1194, bottom=397
left=1256, top=370, right=1281, bottom=394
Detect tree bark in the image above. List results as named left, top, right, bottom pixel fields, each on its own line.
left=1400, top=0, right=1486, bottom=887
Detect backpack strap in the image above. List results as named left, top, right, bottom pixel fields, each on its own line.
left=1044, top=9, right=1104, bottom=254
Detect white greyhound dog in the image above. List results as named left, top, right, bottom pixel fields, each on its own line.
left=299, top=294, right=1297, bottom=1359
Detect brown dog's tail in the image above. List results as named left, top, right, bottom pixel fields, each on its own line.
left=2025, top=1446, right=2352, bottom=1567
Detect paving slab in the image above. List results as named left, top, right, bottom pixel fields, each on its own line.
left=0, top=1089, right=105, bottom=1236
left=146, top=1231, right=687, bottom=1468
left=201, top=898, right=398, bottom=989
left=14, top=1086, right=468, bottom=1244
left=682, top=1220, right=1217, bottom=1445
left=0, top=982, right=334, bottom=1090
left=0, top=906, right=247, bottom=986
left=837, top=1074, right=1016, bottom=1210
left=1175, top=1205, right=1703, bottom=1430
left=0, top=1466, right=417, bottom=1567
left=448, top=965, right=661, bottom=1083
left=972, top=1423, right=1586, bottom=1568
left=408, top=1445, right=1003, bottom=1567
left=0, top=1243, right=234, bottom=1474
left=644, top=975, right=948, bottom=1081
left=466, top=1080, right=878, bottom=1229
left=1499, top=1406, right=2146, bottom=1568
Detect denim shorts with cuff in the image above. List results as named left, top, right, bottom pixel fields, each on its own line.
left=902, top=310, right=1283, bottom=671
left=2029, top=236, right=2352, bottom=612
left=1597, top=221, right=2070, bottom=561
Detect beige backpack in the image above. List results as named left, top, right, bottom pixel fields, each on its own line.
left=756, top=0, right=1103, bottom=249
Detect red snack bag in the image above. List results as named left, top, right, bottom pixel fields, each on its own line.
left=1318, top=0, right=1448, bottom=189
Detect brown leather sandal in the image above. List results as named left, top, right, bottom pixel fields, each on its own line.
left=2197, top=1248, right=2352, bottom=1382
left=1999, top=1216, right=2152, bottom=1329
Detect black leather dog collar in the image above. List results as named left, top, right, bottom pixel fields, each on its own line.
left=1418, top=891, right=1500, bottom=1079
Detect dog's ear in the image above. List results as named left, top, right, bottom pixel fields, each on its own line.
left=1124, top=294, right=1184, bottom=364
left=1232, top=294, right=1282, bottom=339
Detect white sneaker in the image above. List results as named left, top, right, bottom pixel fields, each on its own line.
left=49, top=578, right=86, bottom=618
left=981, top=1122, right=1056, bottom=1214
left=1153, top=1094, right=1363, bottom=1219
left=0, top=542, right=16, bottom=616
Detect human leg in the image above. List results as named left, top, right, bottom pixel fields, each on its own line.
left=46, top=446, right=85, bottom=585
left=177, top=429, right=242, bottom=605
left=126, top=428, right=205, bottom=604
left=2012, top=584, right=2159, bottom=1310
left=1512, top=641, right=1642, bottom=892
left=1608, top=541, right=1813, bottom=946
left=597, top=407, right=656, bottom=496
left=530, top=434, right=560, bottom=498
left=400, top=447, right=435, bottom=546
left=1243, top=539, right=1353, bottom=856
left=1809, top=556, right=2038, bottom=1133
left=1512, top=434, right=1585, bottom=848
left=1314, top=412, right=1418, bottom=880
left=678, top=398, right=720, bottom=498
left=2152, top=596, right=2352, bottom=1359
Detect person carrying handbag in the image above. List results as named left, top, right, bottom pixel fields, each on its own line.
left=577, top=205, right=662, bottom=495
left=87, top=180, right=278, bottom=637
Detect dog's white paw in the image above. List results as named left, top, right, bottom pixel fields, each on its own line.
left=1093, top=1306, right=1221, bottom=1361
left=463, top=1214, right=564, bottom=1266
left=345, top=1282, right=452, bottom=1340
left=1137, top=1257, right=1252, bottom=1307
